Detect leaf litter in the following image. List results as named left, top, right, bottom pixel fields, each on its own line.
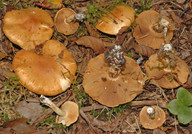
left=0, top=0, right=192, bottom=133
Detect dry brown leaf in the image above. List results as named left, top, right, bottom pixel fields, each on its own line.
left=123, top=36, right=156, bottom=57
left=133, top=43, right=157, bottom=57
left=84, top=21, right=100, bottom=38
left=16, top=98, right=43, bottom=122
left=76, top=36, right=115, bottom=54
left=0, top=118, right=46, bottom=134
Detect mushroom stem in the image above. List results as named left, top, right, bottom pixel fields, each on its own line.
left=147, top=107, right=155, bottom=119
left=152, top=17, right=170, bottom=42
left=104, top=45, right=126, bottom=79
left=66, top=15, right=75, bottom=23
left=66, top=13, right=86, bottom=23
left=40, top=95, right=65, bottom=116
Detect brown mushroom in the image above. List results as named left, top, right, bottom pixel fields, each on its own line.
left=3, top=8, right=54, bottom=50
left=83, top=45, right=143, bottom=107
left=144, top=52, right=189, bottom=89
left=54, top=8, right=79, bottom=35
left=140, top=106, right=166, bottom=129
left=133, top=10, right=174, bottom=49
left=96, top=4, right=135, bottom=35
left=40, top=95, right=79, bottom=126
left=13, top=40, right=77, bottom=96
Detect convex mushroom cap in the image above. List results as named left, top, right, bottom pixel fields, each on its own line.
left=140, top=106, right=166, bottom=129
left=96, top=4, right=135, bottom=35
left=13, top=40, right=77, bottom=96
left=83, top=53, right=144, bottom=107
left=133, top=10, right=174, bottom=49
left=3, top=8, right=54, bottom=50
left=144, top=53, right=189, bottom=89
left=54, top=8, right=79, bottom=35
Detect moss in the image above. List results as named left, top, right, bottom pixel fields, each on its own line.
left=85, top=0, right=127, bottom=24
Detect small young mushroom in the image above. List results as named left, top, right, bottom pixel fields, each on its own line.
left=140, top=106, right=166, bottom=129
left=40, top=95, right=79, bottom=126
left=133, top=10, right=174, bottom=49
left=96, top=4, right=135, bottom=35
left=144, top=44, right=189, bottom=88
left=13, top=40, right=77, bottom=96
left=83, top=45, right=144, bottom=107
left=54, top=8, right=86, bottom=35
left=3, top=8, right=54, bottom=50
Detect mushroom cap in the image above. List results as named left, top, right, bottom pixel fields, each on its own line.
left=96, top=4, right=135, bottom=35
left=56, top=101, right=79, bottom=126
left=83, top=54, right=144, bottom=107
left=54, top=8, right=79, bottom=35
left=144, top=53, right=189, bottom=89
left=12, top=40, right=77, bottom=96
left=3, top=8, right=54, bottom=50
left=133, top=10, right=174, bottom=49
left=140, top=106, right=166, bottom=129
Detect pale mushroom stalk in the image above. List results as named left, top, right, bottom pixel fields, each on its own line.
left=66, top=12, right=86, bottom=23
left=104, top=45, right=126, bottom=79
left=153, top=17, right=170, bottom=42
left=147, top=107, right=155, bottom=119
left=158, top=44, right=177, bottom=69
left=40, top=95, right=65, bottom=116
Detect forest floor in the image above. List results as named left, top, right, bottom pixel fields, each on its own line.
left=0, top=0, right=192, bottom=133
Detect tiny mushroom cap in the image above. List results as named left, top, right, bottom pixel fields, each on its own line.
left=3, top=8, right=54, bottom=50
left=40, top=95, right=79, bottom=126
left=13, top=40, right=77, bottom=96
left=144, top=53, right=189, bottom=89
left=56, top=101, right=79, bottom=126
left=133, top=10, right=174, bottom=49
left=140, top=106, right=166, bottom=129
left=54, top=8, right=79, bottom=35
left=96, top=4, right=135, bottom=35
left=83, top=53, right=144, bottom=107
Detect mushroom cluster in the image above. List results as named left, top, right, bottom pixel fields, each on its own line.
left=3, top=7, right=80, bottom=126
left=13, top=40, right=77, bottom=96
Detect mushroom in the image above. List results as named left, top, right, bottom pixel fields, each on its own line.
left=139, top=106, right=166, bottom=129
left=3, top=8, right=54, bottom=50
left=83, top=45, right=144, bottom=107
left=54, top=8, right=86, bottom=35
left=133, top=10, right=174, bottom=49
left=40, top=95, right=79, bottom=126
left=13, top=40, right=77, bottom=96
left=96, top=4, right=135, bottom=35
left=144, top=44, right=189, bottom=89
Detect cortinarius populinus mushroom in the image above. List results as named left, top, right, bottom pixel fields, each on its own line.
left=3, top=8, right=54, bottom=50
left=54, top=8, right=86, bottom=35
left=83, top=45, right=144, bottom=107
left=133, top=10, right=174, bottom=49
left=140, top=106, right=166, bottom=129
left=13, top=40, right=77, bottom=96
left=144, top=44, right=189, bottom=89
left=96, top=4, right=135, bottom=35
left=40, top=95, right=79, bottom=126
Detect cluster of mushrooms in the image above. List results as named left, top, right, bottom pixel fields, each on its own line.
left=3, top=3, right=190, bottom=129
